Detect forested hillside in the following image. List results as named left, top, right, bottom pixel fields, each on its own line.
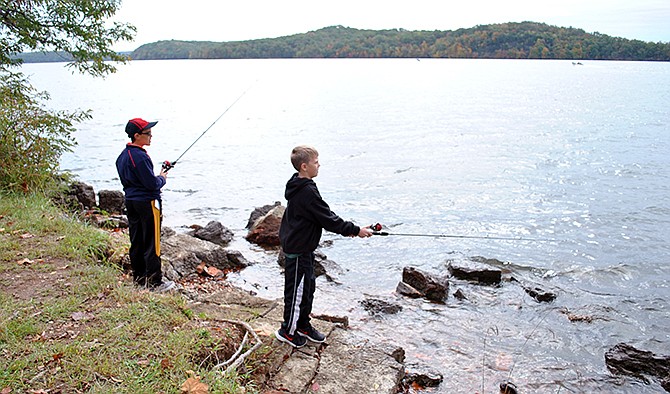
left=130, top=22, right=670, bottom=61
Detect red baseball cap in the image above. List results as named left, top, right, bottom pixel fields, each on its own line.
left=125, top=118, right=158, bottom=136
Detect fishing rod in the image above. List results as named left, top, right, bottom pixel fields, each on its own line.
left=369, top=223, right=554, bottom=242
left=161, top=85, right=253, bottom=172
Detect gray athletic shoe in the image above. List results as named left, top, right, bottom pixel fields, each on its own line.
left=151, top=280, right=177, bottom=293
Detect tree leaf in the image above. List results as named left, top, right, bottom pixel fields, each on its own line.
left=181, top=377, right=209, bottom=394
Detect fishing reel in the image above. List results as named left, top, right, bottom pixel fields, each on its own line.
left=369, top=223, right=388, bottom=236
left=161, top=160, right=175, bottom=172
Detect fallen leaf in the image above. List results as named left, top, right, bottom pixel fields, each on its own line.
left=71, top=312, right=95, bottom=321
left=205, top=266, right=223, bottom=277
left=1, top=387, right=11, bottom=394
left=196, top=262, right=206, bottom=275
left=17, top=258, right=33, bottom=266
left=181, top=377, right=208, bottom=394
left=160, top=358, right=172, bottom=370
left=20, top=232, right=34, bottom=239
left=0, top=227, right=5, bottom=233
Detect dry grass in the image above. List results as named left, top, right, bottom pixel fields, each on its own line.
left=0, top=193, right=258, bottom=393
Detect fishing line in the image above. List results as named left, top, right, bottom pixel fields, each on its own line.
left=161, top=84, right=254, bottom=172
left=505, top=306, right=558, bottom=389
left=369, top=223, right=555, bottom=242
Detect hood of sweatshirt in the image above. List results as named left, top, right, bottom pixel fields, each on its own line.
left=284, top=173, right=315, bottom=200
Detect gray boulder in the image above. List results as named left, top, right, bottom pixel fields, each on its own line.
left=98, top=189, right=125, bottom=214
left=403, top=362, right=443, bottom=389
left=360, top=297, right=403, bottom=315
left=605, top=343, right=670, bottom=391
left=188, top=220, right=234, bottom=246
left=396, top=281, right=423, bottom=298
left=447, top=259, right=502, bottom=285
left=70, top=181, right=96, bottom=209
left=246, top=201, right=281, bottom=229
left=160, top=233, right=248, bottom=281
left=398, top=267, right=449, bottom=303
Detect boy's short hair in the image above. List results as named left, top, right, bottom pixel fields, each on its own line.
left=290, top=145, right=318, bottom=171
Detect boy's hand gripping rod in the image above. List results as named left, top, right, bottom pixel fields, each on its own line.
left=369, top=223, right=555, bottom=242
left=161, top=86, right=252, bottom=172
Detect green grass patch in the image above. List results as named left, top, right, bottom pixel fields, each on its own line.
left=0, top=192, right=109, bottom=266
left=0, top=192, right=256, bottom=393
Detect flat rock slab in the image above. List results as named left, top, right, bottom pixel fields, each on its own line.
left=307, top=328, right=405, bottom=394
left=272, top=349, right=320, bottom=392
left=185, top=285, right=406, bottom=393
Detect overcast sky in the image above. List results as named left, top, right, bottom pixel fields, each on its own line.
left=112, top=0, right=670, bottom=51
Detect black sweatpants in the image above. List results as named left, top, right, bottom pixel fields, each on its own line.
left=281, top=252, right=316, bottom=335
left=126, top=199, right=162, bottom=286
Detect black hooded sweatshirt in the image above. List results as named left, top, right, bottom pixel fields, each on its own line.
left=279, top=173, right=360, bottom=254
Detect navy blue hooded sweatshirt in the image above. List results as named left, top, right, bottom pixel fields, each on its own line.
left=116, top=144, right=166, bottom=201
left=279, top=173, right=359, bottom=254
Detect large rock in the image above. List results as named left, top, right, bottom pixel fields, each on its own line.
left=605, top=343, right=670, bottom=391
left=403, top=362, right=443, bottom=389
left=69, top=181, right=96, bottom=209
left=395, top=281, right=423, bottom=299
left=360, top=297, right=403, bottom=315
left=160, top=233, right=248, bottom=281
left=510, top=277, right=558, bottom=303
left=447, top=259, right=502, bottom=285
left=188, top=220, right=234, bottom=246
left=397, top=267, right=449, bottom=303
left=307, top=328, right=405, bottom=394
left=246, top=201, right=281, bottom=229
left=246, top=205, right=285, bottom=247
left=523, top=285, right=557, bottom=303
left=98, top=189, right=125, bottom=214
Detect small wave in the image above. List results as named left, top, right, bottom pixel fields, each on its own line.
left=394, top=167, right=417, bottom=174
left=171, top=188, right=199, bottom=196
left=185, top=206, right=238, bottom=221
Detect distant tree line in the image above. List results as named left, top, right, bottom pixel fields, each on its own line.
left=127, top=22, right=670, bottom=61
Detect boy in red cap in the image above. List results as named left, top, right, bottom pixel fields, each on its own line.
left=116, top=118, right=175, bottom=292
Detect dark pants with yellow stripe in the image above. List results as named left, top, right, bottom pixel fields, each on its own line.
left=281, top=252, right=316, bottom=335
left=126, top=199, right=162, bottom=287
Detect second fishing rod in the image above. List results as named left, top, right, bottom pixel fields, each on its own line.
left=161, top=86, right=253, bottom=173
left=368, top=223, right=555, bottom=242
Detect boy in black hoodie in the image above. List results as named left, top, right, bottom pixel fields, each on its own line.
left=275, top=145, right=373, bottom=348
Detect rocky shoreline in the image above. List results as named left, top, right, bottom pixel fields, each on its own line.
left=66, top=182, right=670, bottom=393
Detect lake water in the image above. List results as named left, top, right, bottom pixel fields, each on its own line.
left=24, top=58, right=670, bottom=393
